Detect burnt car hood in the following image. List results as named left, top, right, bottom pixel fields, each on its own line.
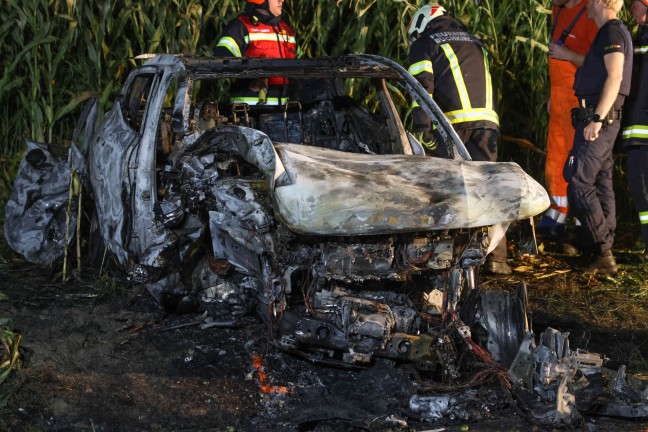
left=272, top=143, right=549, bottom=235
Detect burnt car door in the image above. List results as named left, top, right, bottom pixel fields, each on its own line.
left=87, top=66, right=162, bottom=266
left=129, top=64, right=198, bottom=274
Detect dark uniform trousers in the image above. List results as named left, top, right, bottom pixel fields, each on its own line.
left=564, top=120, right=620, bottom=252
left=454, top=128, right=499, bottom=163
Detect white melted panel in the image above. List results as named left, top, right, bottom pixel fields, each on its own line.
left=271, top=144, right=549, bottom=235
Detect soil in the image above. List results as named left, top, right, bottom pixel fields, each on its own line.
left=2, top=229, right=648, bottom=432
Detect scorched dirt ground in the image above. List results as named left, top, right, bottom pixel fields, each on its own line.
left=2, top=228, right=648, bottom=432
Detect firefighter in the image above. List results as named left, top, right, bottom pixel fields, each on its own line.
left=564, top=0, right=632, bottom=274
left=407, top=4, right=510, bottom=275
left=537, top=0, right=597, bottom=245
left=214, top=0, right=297, bottom=106
left=621, top=0, right=648, bottom=262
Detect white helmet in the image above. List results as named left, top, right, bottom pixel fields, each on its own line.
left=407, top=4, right=446, bottom=43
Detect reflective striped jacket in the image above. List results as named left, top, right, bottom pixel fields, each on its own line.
left=622, top=27, right=648, bottom=147
left=214, top=14, right=296, bottom=106
left=408, top=16, right=499, bottom=131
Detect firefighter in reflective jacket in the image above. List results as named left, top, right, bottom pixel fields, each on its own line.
left=407, top=4, right=510, bottom=275
left=621, top=0, right=648, bottom=261
left=214, top=0, right=297, bottom=106
left=407, top=5, right=499, bottom=162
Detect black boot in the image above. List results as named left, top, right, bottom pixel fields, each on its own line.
left=579, top=249, right=617, bottom=275
left=484, top=259, right=512, bottom=275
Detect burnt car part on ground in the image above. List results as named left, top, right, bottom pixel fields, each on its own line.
left=10, top=54, right=646, bottom=425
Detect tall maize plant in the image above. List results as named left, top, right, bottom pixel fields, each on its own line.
left=0, top=0, right=637, bottom=206
left=0, top=0, right=553, bottom=169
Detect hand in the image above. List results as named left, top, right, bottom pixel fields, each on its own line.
left=547, top=43, right=573, bottom=62
left=583, top=121, right=602, bottom=142
left=413, top=131, right=437, bottom=151
left=248, top=78, right=268, bottom=92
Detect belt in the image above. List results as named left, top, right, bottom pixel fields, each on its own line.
left=571, top=106, right=622, bottom=127
left=606, top=109, right=623, bottom=121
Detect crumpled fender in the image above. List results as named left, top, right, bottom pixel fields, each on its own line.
left=4, top=141, right=81, bottom=265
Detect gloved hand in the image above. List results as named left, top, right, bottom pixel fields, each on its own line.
left=413, top=130, right=437, bottom=152
left=248, top=78, right=269, bottom=105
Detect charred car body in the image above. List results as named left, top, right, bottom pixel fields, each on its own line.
left=9, top=54, right=648, bottom=424
left=80, top=54, right=549, bottom=367
left=7, top=54, right=549, bottom=367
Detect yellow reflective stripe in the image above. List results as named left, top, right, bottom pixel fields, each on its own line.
left=444, top=108, right=499, bottom=125
left=408, top=60, right=433, bottom=76
left=482, top=47, right=493, bottom=111
left=634, top=46, right=648, bottom=54
left=248, top=33, right=296, bottom=43
left=229, top=97, right=260, bottom=103
left=640, top=211, right=648, bottom=224
left=440, top=44, right=471, bottom=109
left=622, top=126, right=648, bottom=139
left=264, top=97, right=288, bottom=106
left=216, top=36, right=242, bottom=57
left=229, top=96, right=288, bottom=106
left=411, top=93, right=434, bottom=108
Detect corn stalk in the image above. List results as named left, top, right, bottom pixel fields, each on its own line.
left=0, top=0, right=638, bottom=227
left=0, top=316, right=22, bottom=388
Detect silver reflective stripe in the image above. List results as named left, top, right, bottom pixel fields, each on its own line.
left=230, top=96, right=288, bottom=106
left=444, top=108, right=499, bottom=125
left=634, top=45, right=648, bottom=54
left=408, top=60, right=434, bottom=76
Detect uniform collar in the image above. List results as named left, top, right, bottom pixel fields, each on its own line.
left=245, top=5, right=282, bottom=27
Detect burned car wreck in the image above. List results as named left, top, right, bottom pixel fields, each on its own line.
left=7, top=54, right=648, bottom=425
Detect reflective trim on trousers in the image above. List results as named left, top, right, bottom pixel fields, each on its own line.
left=622, top=125, right=648, bottom=140
left=229, top=96, right=288, bottom=106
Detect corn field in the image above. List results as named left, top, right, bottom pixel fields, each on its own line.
left=0, top=0, right=638, bottom=212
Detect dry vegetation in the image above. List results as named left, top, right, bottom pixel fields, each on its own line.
left=484, top=226, right=648, bottom=374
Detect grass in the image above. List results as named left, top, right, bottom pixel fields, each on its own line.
left=0, top=304, right=22, bottom=411
left=0, top=316, right=21, bottom=386
left=482, top=229, right=648, bottom=373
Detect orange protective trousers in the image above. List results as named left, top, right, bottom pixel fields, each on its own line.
left=545, top=57, right=579, bottom=216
